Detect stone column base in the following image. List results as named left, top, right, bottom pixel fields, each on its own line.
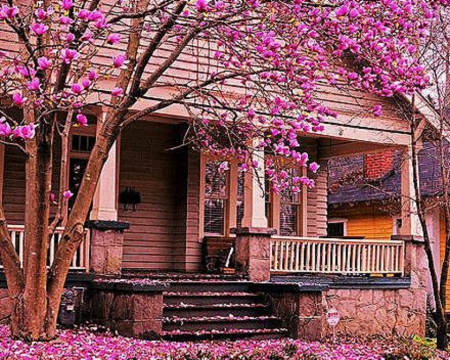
left=85, top=220, right=130, bottom=277
left=232, top=227, right=276, bottom=282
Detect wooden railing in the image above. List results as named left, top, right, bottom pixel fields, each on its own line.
left=2, top=225, right=90, bottom=271
left=270, top=236, right=405, bottom=276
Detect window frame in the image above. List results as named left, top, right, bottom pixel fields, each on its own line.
left=327, top=218, right=348, bottom=237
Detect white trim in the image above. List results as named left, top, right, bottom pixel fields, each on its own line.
left=327, top=218, right=348, bottom=236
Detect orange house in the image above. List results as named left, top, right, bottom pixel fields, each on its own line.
left=328, top=141, right=450, bottom=311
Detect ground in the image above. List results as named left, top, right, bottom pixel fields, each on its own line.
left=0, top=326, right=448, bottom=360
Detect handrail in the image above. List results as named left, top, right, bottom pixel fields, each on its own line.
left=270, top=236, right=404, bottom=276
left=1, top=225, right=90, bottom=271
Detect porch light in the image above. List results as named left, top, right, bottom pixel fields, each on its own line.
left=119, top=187, right=141, bottom=211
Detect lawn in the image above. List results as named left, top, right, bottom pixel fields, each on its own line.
left=0, top=325, right=448, bottom=360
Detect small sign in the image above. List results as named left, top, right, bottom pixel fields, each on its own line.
left=65, top=304, right=75, bottom=312
left=326, top=308, right=340, bottom=327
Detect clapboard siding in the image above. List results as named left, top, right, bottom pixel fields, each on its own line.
left=119, top=121, right=189, bottom=270
left=2, top=132, right=62, bottom=225
left=329, top=205, right=394, bottom=240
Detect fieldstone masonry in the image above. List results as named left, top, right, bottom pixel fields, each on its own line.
left=86, top=221, right=130, bottom=276
left=233, top=227, right=276, bottom=282
left=90, top=282, right=167, bottom=339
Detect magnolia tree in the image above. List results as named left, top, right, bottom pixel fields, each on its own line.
left=0, top=0, right=445, bottom=341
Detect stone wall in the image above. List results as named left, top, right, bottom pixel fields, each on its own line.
left=0, top=289, right=10, bottom=324
left=89, top=282, right=166, bottom=339
left=324, top=288, right=426, bottom=337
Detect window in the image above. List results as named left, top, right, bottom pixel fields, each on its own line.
left=203, top=161, right=229, bottom=235
left=393, top=217, right=402, bottom=235
left=72, top=135, right=95, bottom=152
left=236, top=171, right=245, bottom=229
left=279, top=168, right=302, bottom=236
left=327, top=219, right=347, bottom=237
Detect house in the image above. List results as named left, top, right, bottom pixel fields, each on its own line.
left=328, top=140, right=449, bottom=310
left=0, top=1, right=440, bottom=340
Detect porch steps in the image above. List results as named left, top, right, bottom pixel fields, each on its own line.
left=162, top=281, right=289, bottom=341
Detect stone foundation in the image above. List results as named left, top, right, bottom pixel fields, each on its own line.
left=85, top=221, right=130, bottom=276
left=90, top=282, right=167, bottom=339
left=324, top=287, right=426, bottom=337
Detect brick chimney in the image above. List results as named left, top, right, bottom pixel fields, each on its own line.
left=364, top=149, right=395, bottom=180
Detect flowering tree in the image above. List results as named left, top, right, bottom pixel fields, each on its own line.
left=0, top=0, right=445, bottom=341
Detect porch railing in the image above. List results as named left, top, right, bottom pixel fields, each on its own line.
left=1, top=225, right=90, bottom=271
left=270, top=236, right=404, bottom=276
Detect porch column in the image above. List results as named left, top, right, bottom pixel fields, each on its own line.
left=88, top=111, right=127, bottom=277
left=235, top=143, right=273, bottom=282
left=90, top=113, right=118, bottom=221
left=241, top=145, right=268, bottom=228
left=399, top=145, right=422, bottom=238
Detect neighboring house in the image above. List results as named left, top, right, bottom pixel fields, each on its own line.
left=328, top=141, right=448, bottom=310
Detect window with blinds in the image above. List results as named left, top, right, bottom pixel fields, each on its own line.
left=203, top=161, right=228, bottom=235
left=279, top=168, right=301, bottom=236
left=236, top=171, right=245, bottom=228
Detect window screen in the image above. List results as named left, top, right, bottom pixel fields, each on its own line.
left=236, top=171, right=245, bottom=229
left=327, top=222, right=345, bottom=237
left=72, top=135, right=95, bottom=152
left=203, top=161, right=228, bottom=234
left=279, top=169, right=301, bottom=236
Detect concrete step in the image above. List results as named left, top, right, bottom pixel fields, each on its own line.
left=162, top=327, right=289, bottom=341
left=163, top=303, right=270, bottom=318
left=162, top=315, right=281, bottom=332
left=163, top=292, right=262, bottom=306
left=167, top=281, right=253, bottom=293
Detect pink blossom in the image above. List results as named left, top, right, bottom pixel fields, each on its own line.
left=37, top=57, right=52, bottom=70
left=61, top=0, right=73, bottom=11
left=59, top=16, right=74, bottom=25
left=60, top=48, right=79, bottom=64
left=81, top=78, right=91, bottom=88
left=106, top=33, right=121, bottom=45
left=112, top=54, right=127, bottom=68
left=80, top=29, right=93, bottom=42
left=0, top=5, right=19, bottom=20
left=63, top=190, right=73, bottom=199
left=77, top=9, right=91, bottom=21
left=13, top=124, right=35, bottom=140
left=309, top=162, right=320, bottom=173
left=12, top=92, right=26, bottom=106
left=88, top=69, right=99, bottom=81
left=49, top=192, right=55, bottom=203
left=0, top=119, right=11, bottom=137
left=26, top=78, right=40, bottom=91
left=196, top=0, right=209, bottom=12
left=111, top=87, right=124, bottom=97
left=373, top=105, right=383, bottom=117
left=71, top=83, right=83, bottom=95
left=30, top=23, right=48, bottom=36
left=76, top=114, right=88, bottom=126
left=218, top=161, right=229, bottom=172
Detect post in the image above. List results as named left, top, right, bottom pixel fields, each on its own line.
left=88, top=111, right=128, bottom=276
left=90, top=112, right=119, bottom=221
left=241, top=145, right=268, bottom=228
left=234, top=142, right=274, bottom=281
left=399, top=145, right=422, bottom=238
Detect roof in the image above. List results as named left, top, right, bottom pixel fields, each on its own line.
left=328, top=141, right=443, bottom=206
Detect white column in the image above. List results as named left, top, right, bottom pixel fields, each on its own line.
left=242, top=145, right=268, bottom=228
left=90, top=112, right=118, bottom=221
left=400, top=145, right=422, bottom=237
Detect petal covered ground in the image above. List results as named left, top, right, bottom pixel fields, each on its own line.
left=0, top=326, right=448, bottom=360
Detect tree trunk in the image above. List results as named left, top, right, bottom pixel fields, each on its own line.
left=437, top=314, right=448, bottom=350
left=19, top=108, right=54, bottom=340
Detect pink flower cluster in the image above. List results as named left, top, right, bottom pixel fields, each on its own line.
left=0, top=325, right=448, bottom=360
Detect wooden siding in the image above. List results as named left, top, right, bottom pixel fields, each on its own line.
left=305, top=139, right=328, bottom=237
left=329, top=205, right=394, bottom=240
left=2, top=133, right=62, bottom=225
left=119, top=121, right=190, bottom=270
